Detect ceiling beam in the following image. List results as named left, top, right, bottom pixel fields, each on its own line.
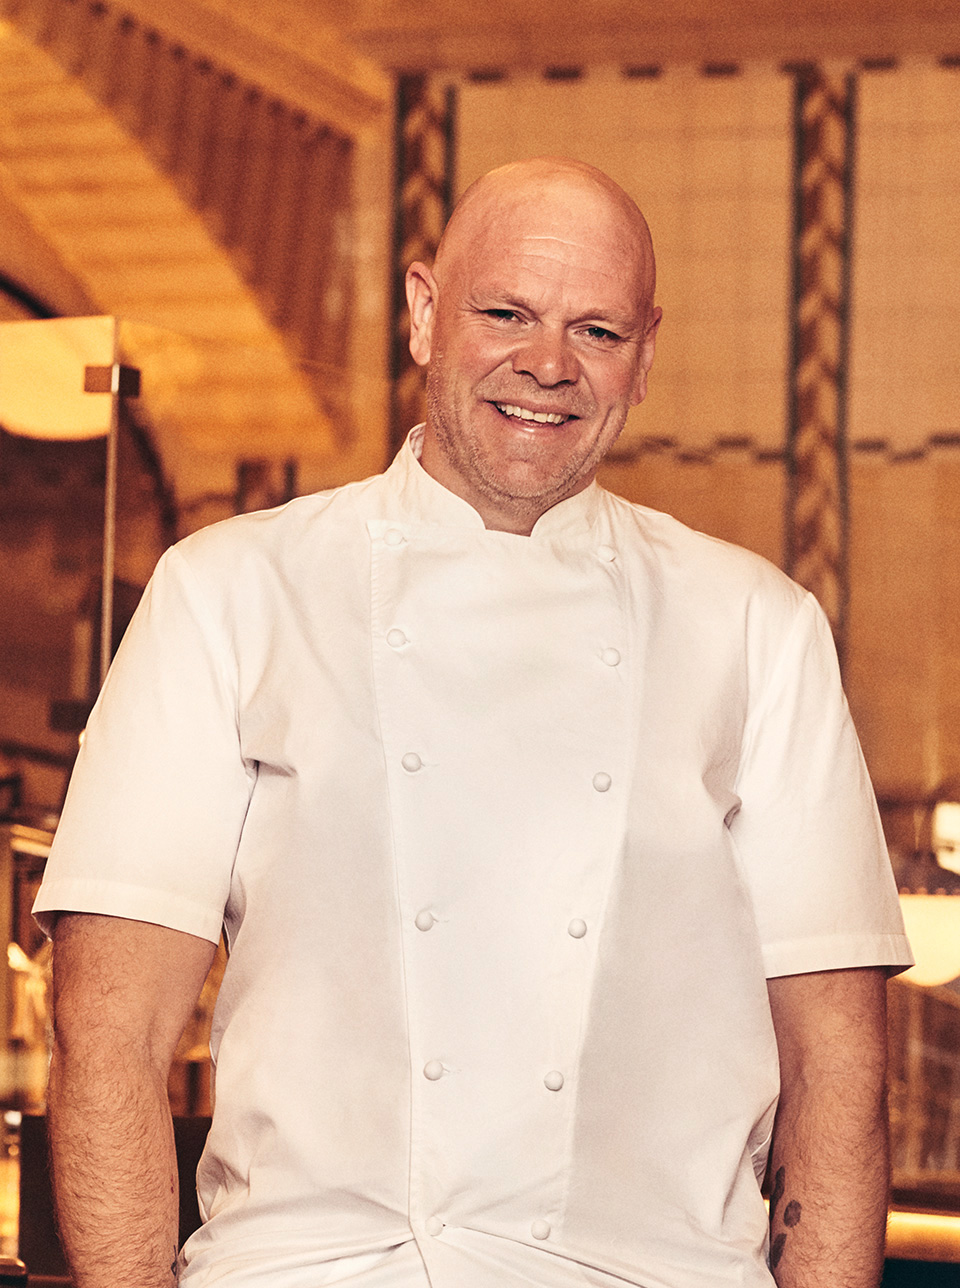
left=345, top=13, right=960, bottom=72
left=112, top=0, right=392, bottom=134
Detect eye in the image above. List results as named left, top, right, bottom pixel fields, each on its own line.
left=483, top=308, right=519, bottom=322
left=583, top=325, right=620, bottom=342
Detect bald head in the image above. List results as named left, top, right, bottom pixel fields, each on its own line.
left=434, top=157, right=657, bottom=318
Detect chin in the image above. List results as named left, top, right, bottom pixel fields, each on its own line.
left=482, top=459, right=587, bottom=507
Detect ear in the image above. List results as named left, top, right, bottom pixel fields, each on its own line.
left=406, top=262, right=439, bottom=368
left=630, top=306, right=663, bottom=406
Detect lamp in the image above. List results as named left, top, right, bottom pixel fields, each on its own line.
left=893, top=799, right=960, bottom=988
left=932, top=801, right=960, bottom=875
left=898, top=893, right=960, bottom=987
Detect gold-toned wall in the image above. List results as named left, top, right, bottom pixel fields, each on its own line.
left=845, top=65, right=960, bottom=800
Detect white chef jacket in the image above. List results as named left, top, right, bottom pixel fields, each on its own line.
left=35, top=427, right=911, bottom=1288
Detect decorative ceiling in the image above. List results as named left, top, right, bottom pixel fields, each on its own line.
left=262, top=0, right=960, bottom=70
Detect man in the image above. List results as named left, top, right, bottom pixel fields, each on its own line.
left=36, top=158, right=911, bottom=1288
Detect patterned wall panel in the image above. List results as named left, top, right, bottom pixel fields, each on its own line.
left=844, top=63, right=960, bottom=795
left=390, top=73, right=455, bottom=455
left=787, top=66, right=855, bottom=648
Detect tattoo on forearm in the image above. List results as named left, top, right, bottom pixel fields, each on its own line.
left=769, top=1166, right=785, bottom=1220
left=770, top=1233, right=787, bottom=1269
left=768, top=1167, right=803, bottom=1271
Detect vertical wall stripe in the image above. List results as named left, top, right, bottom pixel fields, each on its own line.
left=390, top=74, right=455, bottom=457
left=787, top=66, right=855, bottom=658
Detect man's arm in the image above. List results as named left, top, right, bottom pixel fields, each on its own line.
left=47, top=913, right=217, bottom=1288
left=765, top=967, right=890, bottom=1288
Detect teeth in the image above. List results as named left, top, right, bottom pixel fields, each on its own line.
left=495, top=403, right=567, bottom=425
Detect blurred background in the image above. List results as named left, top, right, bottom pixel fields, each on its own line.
left=0, top=0, right=959, bottom=1272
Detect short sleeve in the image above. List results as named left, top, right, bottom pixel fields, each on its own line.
left=33, top=545, right=255, bottom=943
left=729, top=592, right=913, bottom=978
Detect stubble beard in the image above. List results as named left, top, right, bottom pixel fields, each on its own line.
left=425, top=362, right=622, bottom=518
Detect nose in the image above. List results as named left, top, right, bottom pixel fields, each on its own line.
left=511, top=326, right=579, bottom=387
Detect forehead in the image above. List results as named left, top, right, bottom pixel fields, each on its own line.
left=456, top=202, right=649, bottom=323
left=473, top=234, right=639, bottom=317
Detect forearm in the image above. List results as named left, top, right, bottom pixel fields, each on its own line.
left=47, top=913, right=216, bottom=1288
left=767, top=1071, right=888, bottom=1287
left=47, top=1041, right=180, bottom=1288
left=767, top=968, right=890, bottom=1288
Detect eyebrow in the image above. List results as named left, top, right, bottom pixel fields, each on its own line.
left=475, top=289, right=637, bottom=332
left=476, top=291, right=533, bottom=311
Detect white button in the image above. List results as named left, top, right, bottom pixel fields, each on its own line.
left=415, top=910, right=435, bottom=932
left=387, top=628, right=407, bottom=648
left=423, top=1060, right=444, bottom=1080
left=425, top=1216, right=443, bottom=1237
left=402, top=752, right=423, bottom=773
left=567, top=918, right=587, bottom=939
left=531, top=1219, right=551, bottom=1240
left=544, top=1070, right=564, bottom=1092
left=597, top=544, right=616, bottom=562
left=592, top=772, right=612, bottom=792
left=601, top=647, right=621, bottom=666
left=384, top=528, right=405, bottom=547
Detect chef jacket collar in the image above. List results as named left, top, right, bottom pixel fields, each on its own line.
left=388, top=425, right=602, bottom=540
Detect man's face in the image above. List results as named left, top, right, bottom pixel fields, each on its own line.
left=407, top=178, right=660, bottom=532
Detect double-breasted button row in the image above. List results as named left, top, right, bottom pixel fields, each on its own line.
left=421, top=1060, right=566, bottom=1093
left=402, top=751, right=612, bottom=793
left=415, top=902, right=577, bottom=1247
left=387, top=618, right=620, bottom=673
left=384, top=623, right=621, bottom=667
left=414, top=910, right=585, bottom=937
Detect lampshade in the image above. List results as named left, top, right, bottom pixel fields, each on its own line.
left=0, top=315, right=115, bottom=440
left=898, top=893, right=960, bottom=987
left=933, top=801, right=960, bottom=875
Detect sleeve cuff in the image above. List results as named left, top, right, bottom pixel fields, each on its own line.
left=32, top=878, right=225, bottom=945
left=762, top=932, right=915, bottom=980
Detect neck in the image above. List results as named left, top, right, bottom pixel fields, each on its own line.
left=418, top=436, right=557, bottom=536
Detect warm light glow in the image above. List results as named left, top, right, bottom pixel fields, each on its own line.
left=934, top=801, right=960, bottom=875
left=898, top=893, right=960, bottom=986
left=886, top=1209, right=960, bottom=1262
left=0, top=316, right=114, bottom=439
left=0, top=1114, right=17, bottom=1259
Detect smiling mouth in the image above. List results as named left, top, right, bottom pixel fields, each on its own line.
left=492, top=402, right=573, bottom=426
